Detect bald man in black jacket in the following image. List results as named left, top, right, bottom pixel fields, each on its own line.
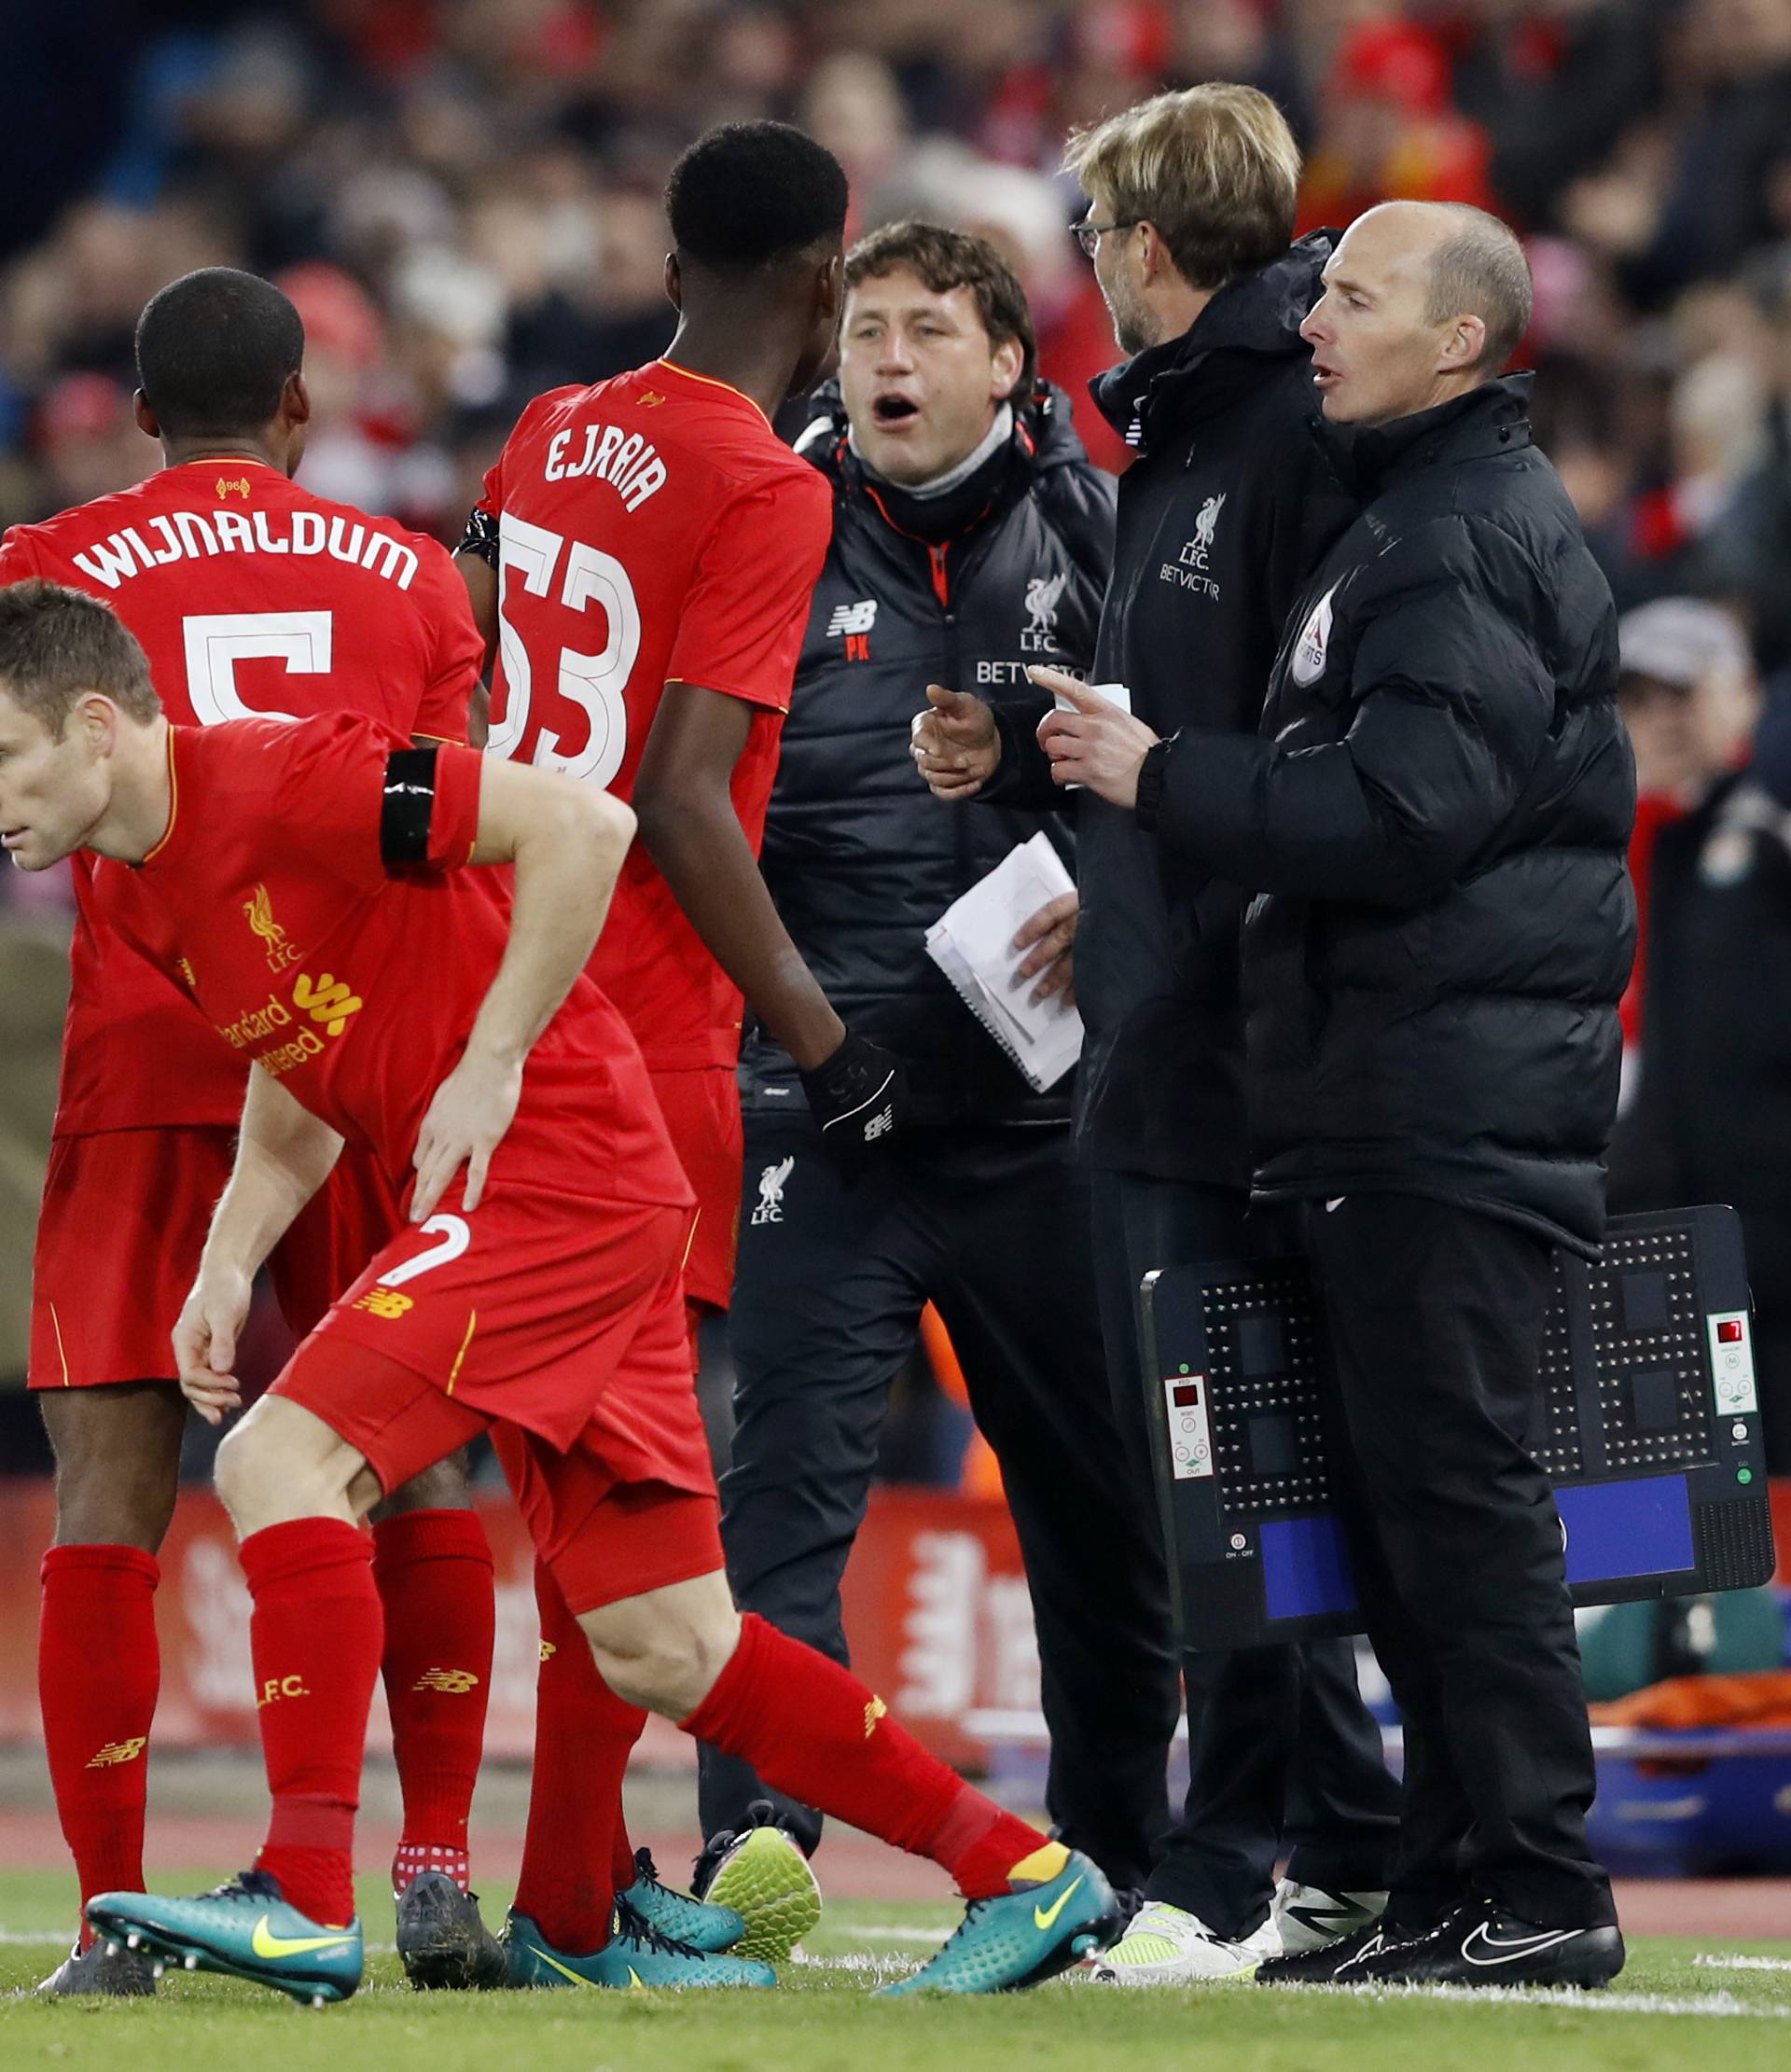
left=1044, top=201, right=1633, bottom=1993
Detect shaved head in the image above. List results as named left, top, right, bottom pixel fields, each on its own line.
left=1415, top=205, right=1533, bottom=373
left=1301, top=202, right=1533, bottom=425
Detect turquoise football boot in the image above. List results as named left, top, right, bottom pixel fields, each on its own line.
left=502, top=1899, right=775, bottom=1989
left=877, top=1843, right=1121, bottom=1996
left=86, top=1871, right=363, bottom=2007
left=618, top=1849, right=745, bottom=1953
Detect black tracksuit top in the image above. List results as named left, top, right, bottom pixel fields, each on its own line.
left=739, top=382, right=1115, bottom=1128
left=986, top=234, right=1356, bottom=1184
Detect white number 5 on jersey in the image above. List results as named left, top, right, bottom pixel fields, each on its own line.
left=182, top=611, right=333, bottom=725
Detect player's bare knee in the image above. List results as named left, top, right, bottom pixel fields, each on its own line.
left=577, top=1571, right=741, bottom=1717
left=214, top=1398, right=365, bottom=1537
left=42, top=1384, right=186, bottom=1552
left=213, top=1416, right=280, bottom=1528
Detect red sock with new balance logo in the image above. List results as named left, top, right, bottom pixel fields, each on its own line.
left=511, top=1559, right=646, bottom=1954
left=371, top=1508, right=494, bottom=1898
left=39, top=1544, right=160, bottom=1946
left=241, top=1519, right=382, bottom=1928
left=680, top=1614, right=1050, bottom=1898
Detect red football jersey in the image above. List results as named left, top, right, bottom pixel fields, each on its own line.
left=474, top=358, right=833, bottom=1068
left=0, top=460, right=483, bottom=1135
left=101, top=713, right=691, bottom=1214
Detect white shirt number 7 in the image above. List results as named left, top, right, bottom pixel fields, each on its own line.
left=485, top=513, right=639, bottom=786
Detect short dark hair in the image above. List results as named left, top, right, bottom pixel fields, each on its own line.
left=665, top=121, right=849, bottom=272
left=135, top=268, right=304, bottom=438
left=0, top=580, right=159, bottom=735
left=1423, top=207, right=1533, bottom=372
left=845, top=221, right=1038, bottom=390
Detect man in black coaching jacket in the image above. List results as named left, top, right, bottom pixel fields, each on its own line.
left=692, top=222, right=1181, bottom=1934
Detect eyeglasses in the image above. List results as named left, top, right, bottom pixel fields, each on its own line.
left=1074, top=217, right=1141, bottom=257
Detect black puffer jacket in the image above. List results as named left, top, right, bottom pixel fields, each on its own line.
left=982, top=234, right=1355, bottom=1184
left=1136, top=377, right=1636, bottom=1252
left=740, top=382, right=1114, bottom=1126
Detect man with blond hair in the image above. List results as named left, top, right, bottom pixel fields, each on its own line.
left=914, top=84, right=1399, bottom=1983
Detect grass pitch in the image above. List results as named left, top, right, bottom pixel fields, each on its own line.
left=5, top=1866, right=1790, bottom=2072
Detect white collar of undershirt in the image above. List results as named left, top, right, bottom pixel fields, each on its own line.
left=850, top=403, right=1013, bottom=499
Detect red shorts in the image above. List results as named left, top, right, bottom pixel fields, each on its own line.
left=267, top=1149, right=407, bottom=1341
left=30, top=1127, right=237, bottom=1388
left=30, top=1127, right=407, bottom=1389
left=650, top=1065, right=743, bottom=1313
left=271, top=1186, right=718, bottom=1609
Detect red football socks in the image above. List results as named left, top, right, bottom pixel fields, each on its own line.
left=241, top=1519, right=382, bottom=1928
left=39, top=1544, right=160, bottom=1944
left=511, top=1559, right=646, bottom=1954
left=680, top=1615, right=1047, bottom=1898
left=371, top=1508, right=494, bottom=1898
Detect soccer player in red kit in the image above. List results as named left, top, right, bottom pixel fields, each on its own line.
left=456, top=122, right=908, bottom=1969
left=0, top=579, right=1120, bottom=2006
left=5, top=270, right=502, bottom=1995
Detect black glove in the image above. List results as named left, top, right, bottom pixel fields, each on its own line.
left=799, top=1029, right=908, bottom=1178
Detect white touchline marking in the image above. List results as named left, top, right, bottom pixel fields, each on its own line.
left=1695, top=1954, right=1791, bottom=1973
left=1342, top=1982, right=1791, bottom=2020
left=790, top=1952, right=920, bottom=1975
left=829, top=1925, right=957, bottom=1942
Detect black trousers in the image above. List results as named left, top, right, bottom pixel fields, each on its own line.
left=1306, top=1194, right=1616, bottom=1930
left=1090, top=1169, right=1402, bottom=1937
left=699, top=1115, right=1180, bottom=1891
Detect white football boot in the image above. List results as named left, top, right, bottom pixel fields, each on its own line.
left=1088, top=1899, right=1280, bottom=1985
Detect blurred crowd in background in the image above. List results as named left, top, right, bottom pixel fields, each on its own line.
left=3, top=0, right=1791, bottom=1433
left=3, top=0, right=1788, bottom=632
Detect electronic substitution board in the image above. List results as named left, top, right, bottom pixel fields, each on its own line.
left=1140, top=1206, right=1776, bottom=1650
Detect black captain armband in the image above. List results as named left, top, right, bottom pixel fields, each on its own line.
left=382, top=745, right=440, bottom=868
left=456, top=504, right=500, bottom=568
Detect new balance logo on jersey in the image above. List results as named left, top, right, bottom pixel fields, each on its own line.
left=826, top=599, right=877, bottom=638
left=751, top=1154, right=795, bottom=1226
left=413, top=1667, right=480, bottom=1694
left=86, top=1737, right=147, bottom=1770
left=864, top=1695, right=887, bottom=1738
left=864, top=1106, right=895, bottom=1141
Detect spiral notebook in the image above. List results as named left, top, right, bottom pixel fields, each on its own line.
left=924, top=832, right=1084, bottom=1092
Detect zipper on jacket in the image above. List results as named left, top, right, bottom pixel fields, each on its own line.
left=927, top=542, right=950, bottom=605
